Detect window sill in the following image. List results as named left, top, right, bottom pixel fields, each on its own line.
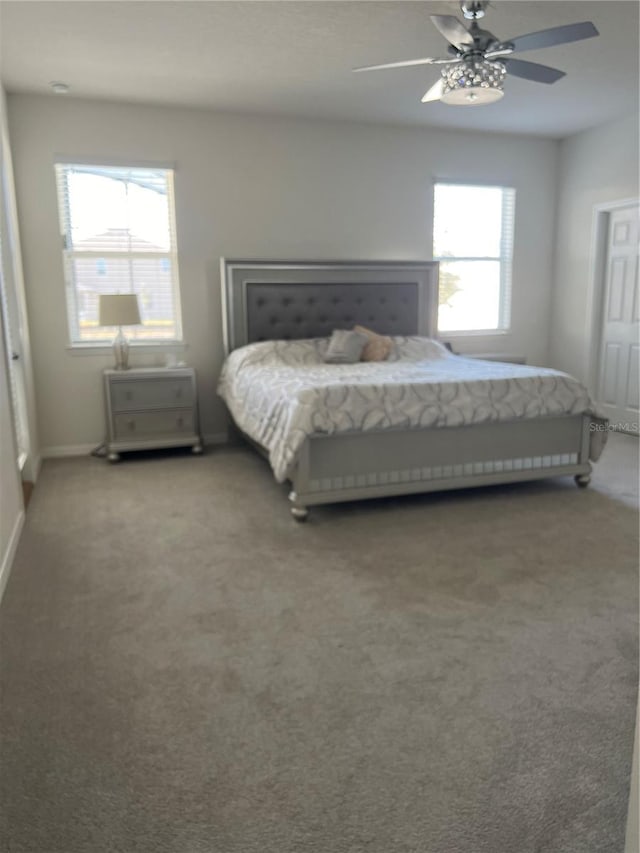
left=66, top=342, right=188, bottom=356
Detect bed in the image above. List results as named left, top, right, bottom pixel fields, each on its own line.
left=218, top=259, right=605, bottom=520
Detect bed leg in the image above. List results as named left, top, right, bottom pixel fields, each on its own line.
left=289, top=491, right=309, bottom=522
left=575, top=473, right=591, bottom=488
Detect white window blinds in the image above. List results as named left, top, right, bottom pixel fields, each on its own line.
left=433, top=183, right=516, bottom=333
left=55, top=163, right=182, bottom=343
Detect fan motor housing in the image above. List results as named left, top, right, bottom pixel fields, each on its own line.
left=460, top=1, right=489, bottom=19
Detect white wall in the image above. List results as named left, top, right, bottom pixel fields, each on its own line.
left=550, top=113, right=640, bottom=386
left=0, top=90, right=25, bottom=602
left=7, top=94, right=559, bottom=452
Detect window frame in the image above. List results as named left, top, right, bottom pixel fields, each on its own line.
left=55, top=160, right=183, bottom=348
left=432, top=180, right=516, bottom=336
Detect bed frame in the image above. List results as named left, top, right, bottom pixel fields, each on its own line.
left=221, top=259, right=592, bottom=519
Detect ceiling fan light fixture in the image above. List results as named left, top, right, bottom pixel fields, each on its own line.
left=440, top=59, right=506, bottom=105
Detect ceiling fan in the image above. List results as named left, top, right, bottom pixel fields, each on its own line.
left=353, top=0, right=599, bottom=106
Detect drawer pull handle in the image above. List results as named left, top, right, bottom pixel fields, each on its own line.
left=127, top=420, right=136, bottom=431
left=177, top=417, right=184, bottom=428
left=125, top=391, right=133, bottom=400
left=175, top=389, right=183, bottom=398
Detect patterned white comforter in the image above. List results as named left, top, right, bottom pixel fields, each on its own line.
left=218, top=337, right=602, bottom=483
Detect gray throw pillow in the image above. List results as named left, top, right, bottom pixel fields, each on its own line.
left=323, top=329, right=369, bottom=364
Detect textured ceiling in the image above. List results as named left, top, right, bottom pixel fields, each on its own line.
left=0, top=1, right=638, bottom=138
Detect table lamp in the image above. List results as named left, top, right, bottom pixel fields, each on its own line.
left=99, top=293, right=141, bottom=370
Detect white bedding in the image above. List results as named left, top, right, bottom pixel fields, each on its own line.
left=218, top=337, right=603, bottom=483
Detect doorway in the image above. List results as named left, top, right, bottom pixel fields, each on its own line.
left=0, top=237, right=30, bottom=472
left=590, top=199, right=639, bottom=435
left=0, top=96, right=37, bottom=491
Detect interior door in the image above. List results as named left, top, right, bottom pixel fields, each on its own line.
left=0, top=232, right=29, bottom=468
left=597, top=203, right=640, bottom=433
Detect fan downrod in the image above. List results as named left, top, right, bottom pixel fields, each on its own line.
left=460, top=1, right=489, bottom=20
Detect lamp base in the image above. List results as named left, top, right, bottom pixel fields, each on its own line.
left=112, top=327, right=130, bottom=370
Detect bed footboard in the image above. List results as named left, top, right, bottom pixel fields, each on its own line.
left=288, top=415, right=592, bottom=518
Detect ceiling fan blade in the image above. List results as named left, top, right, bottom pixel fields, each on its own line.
left=421, top=79, right=444, bottom=103
left=430, top=15, right=473, bottom=50
left=508, top=21, right=598, bottom=53
left=485, top=46, right=515, bottom=59
left=505, top=58, right=566, bottom=84
left=353, top=56, right=456, bottom=72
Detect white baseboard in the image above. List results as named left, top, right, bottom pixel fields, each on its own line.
left=0, top=510, right=25, bottom=605
left=41, top=443, right=96, bottom=459
left=20, top=452, right=42, bottom=483
left=32, top=453, right=42, bottom=480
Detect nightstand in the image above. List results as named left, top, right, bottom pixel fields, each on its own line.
left=103, top=367, right=202, bottom=462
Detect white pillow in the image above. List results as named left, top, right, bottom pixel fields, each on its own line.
left=323, top=329, right=369, bottom=363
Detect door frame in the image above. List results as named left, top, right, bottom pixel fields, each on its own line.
left=585, top=197, right=639, bottom=400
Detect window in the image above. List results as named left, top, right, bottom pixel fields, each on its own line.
left=433, top=183, right=515, bottom=333
left=55, top=163, right=181, bottom=344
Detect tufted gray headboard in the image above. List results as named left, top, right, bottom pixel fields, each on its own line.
left=220, top=260, right=439, bottom=352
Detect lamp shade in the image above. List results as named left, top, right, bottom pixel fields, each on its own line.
left=99, top=294, right=141, bottom=327
left=440, top=60, right=506, bottom=106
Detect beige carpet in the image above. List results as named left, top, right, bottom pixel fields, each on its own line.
left=0, top=433, right=638, bottom=853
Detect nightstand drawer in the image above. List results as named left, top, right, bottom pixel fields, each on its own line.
left=113, top=408, right=195, bottom=439
left=110, top=377, right=194, bottom=412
